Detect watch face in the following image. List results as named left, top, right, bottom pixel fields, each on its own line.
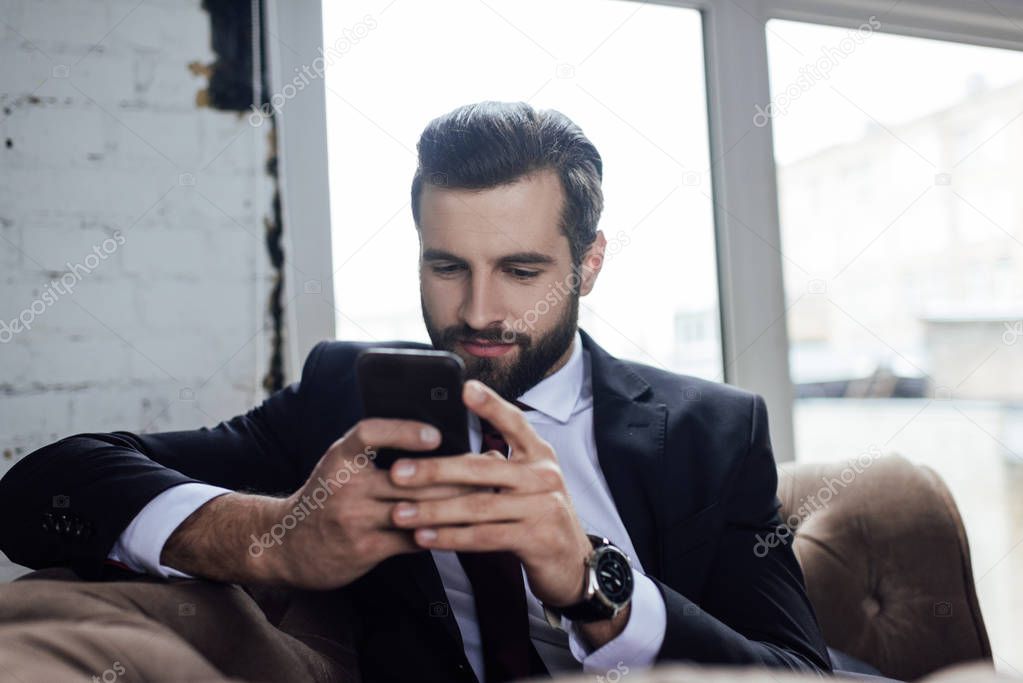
left=594, top=549, right=633, bottom=604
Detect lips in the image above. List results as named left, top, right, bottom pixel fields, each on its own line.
left=459, top=338, right=516, bottom=358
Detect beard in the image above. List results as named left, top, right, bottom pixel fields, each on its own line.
left=421, top=293, right=579, bottom=402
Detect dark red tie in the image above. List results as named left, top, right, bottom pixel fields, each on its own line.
left=457, top=404, right=549, bottom=682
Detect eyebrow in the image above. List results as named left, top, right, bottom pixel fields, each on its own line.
left=421, top=249, right=556, bottom=266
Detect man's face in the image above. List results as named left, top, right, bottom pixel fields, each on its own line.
left=417, top=168, right=604, bottom=401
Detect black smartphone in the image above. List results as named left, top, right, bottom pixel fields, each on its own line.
left=355, top=348, right=470, bottom=469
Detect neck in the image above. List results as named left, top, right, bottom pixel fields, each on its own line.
left=540, top=331, right=576, bottom=380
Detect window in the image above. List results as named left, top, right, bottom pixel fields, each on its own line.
left=322, top=0, right=721, bottom=379
left=767, top=19, right=1023, bottom=666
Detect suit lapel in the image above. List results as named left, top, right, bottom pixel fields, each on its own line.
left=580, top=329, right=668, bottom=577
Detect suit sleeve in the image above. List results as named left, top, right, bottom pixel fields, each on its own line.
left=107, top=482, right=234, bottom=577
left=0, top=341, right=331, bottom=580
left=652, top=394, right=832, bottom=672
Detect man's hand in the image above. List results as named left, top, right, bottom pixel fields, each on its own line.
left=162, top=418, right=472, bottom=589
left=388, top=380, right=595, bottom=610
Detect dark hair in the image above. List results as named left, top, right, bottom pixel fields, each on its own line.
left=411, top=101, right=603, bottom=267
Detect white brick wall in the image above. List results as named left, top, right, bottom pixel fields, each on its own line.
left=0, top=0, right=275, bottom=579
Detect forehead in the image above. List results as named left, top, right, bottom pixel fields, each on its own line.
left=418, top=168, right=568, bottom=257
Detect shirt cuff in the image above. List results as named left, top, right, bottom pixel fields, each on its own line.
left=565, top=568, right=666, bottom=672
left=107, top=482, right=233, bottom=578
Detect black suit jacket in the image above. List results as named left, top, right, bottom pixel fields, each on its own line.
left=0, top=329, right=831, bottom=681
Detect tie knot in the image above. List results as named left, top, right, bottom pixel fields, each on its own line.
left=479, top=418, right=508, bottom=456
left=478, top=401, right=534, bottom=457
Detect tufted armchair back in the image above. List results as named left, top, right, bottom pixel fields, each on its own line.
left=777, top=455, right=992, bottom=681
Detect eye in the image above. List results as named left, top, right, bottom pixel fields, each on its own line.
left=507, top=267, right=540, bottom=280
left=431, top=263, right=465, bottom=276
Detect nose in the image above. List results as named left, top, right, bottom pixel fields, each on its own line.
left=460, top=274, right=505, bottom=332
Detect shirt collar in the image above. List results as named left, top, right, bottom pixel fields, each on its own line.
left=515, top=330, right=584, bottom=424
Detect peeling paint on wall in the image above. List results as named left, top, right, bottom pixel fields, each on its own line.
left=197, top=0, right=285, bottom=394
left=263, top=124, right=285, bottom=393
left=198, top=0, right=257, bottom=111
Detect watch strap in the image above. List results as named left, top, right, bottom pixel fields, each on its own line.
left=556, top=597, right=617, bottom=621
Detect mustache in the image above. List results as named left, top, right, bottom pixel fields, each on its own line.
left=440, top=326, right=531, bottom=347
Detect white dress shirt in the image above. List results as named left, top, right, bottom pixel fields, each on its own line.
left=109, top=330, right=667, bottom=680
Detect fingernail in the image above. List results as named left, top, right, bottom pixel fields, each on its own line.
left=394, top=461, right=416, bottom=478
left=465, top=381, right=485, bottom=405
left=417, top=528, right=437, bottom=542
left=421, top=426, right=440, bottom=444
left=396, top=503, right=417, bottom=519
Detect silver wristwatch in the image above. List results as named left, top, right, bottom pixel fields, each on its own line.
left=542, top=534, right=634, bottom=626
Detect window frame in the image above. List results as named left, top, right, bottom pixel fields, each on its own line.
left=268, top=0, right=1023, bottom=461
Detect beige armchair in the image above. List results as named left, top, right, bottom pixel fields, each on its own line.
left=778, top=455, right=992, bottom=681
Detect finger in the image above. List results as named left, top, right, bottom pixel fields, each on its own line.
left=390, top=452, right=535, bottom=492
left=367, top=469, right=479, bottom=501
left=323, top=497, right=394, bottom=530
left=411, top=522, right=525, bottom=553
left=462, top=380, right=549, bottom=461
left=390, top=483, right=480, bottom=501
left=366, top=529, right=422, bottom=559
left=339, top=418, right=441, bottom=457
left=391, top=452, right=560, bottom=494
left=392, top=491, right=559, bottom=528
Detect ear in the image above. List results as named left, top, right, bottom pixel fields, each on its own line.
left=577, top=231, right=607, bottom=297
